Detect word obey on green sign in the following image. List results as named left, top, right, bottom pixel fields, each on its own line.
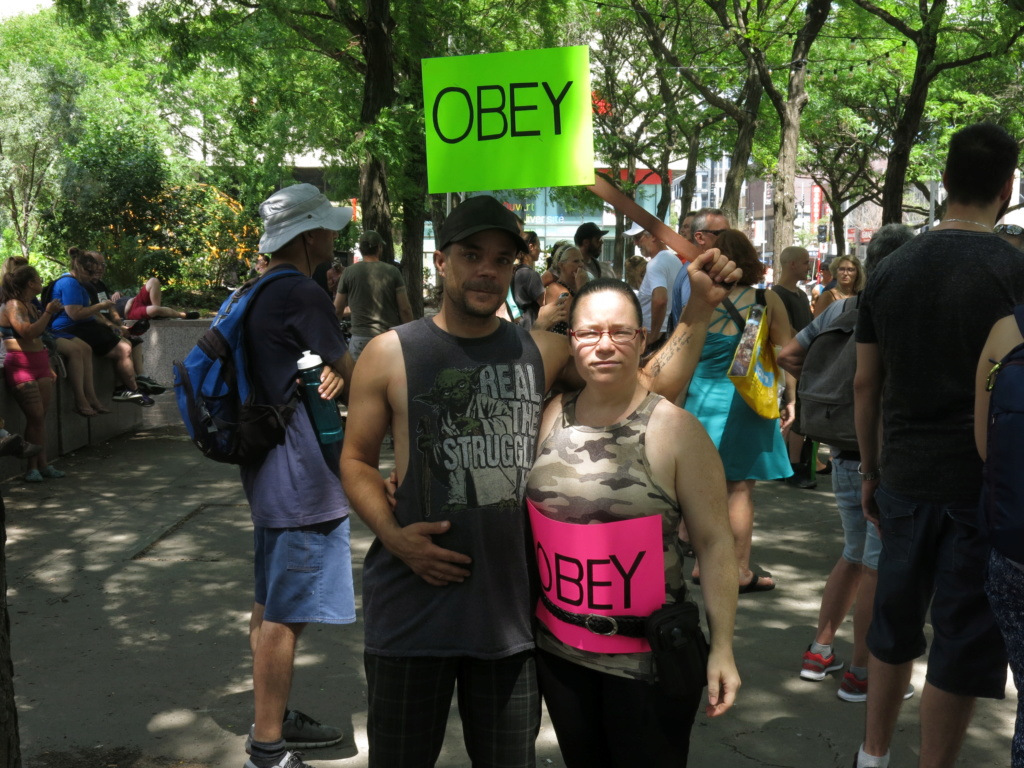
left=422, top=46, right=594, bottom=194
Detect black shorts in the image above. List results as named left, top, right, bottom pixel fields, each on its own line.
left=867, top=485, right=1007, bottom=698
left=68, top=322, right=120, bottom=357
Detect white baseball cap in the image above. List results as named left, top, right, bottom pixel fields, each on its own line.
left=625, top=222, right=646, bottom=237
left=258, top=184, right=353, bottom=254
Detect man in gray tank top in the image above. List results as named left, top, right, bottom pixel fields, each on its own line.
left=341, top=195, right=743, bottom=768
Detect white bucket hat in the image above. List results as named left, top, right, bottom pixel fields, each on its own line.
left=258, top=184, right=353, bottom=254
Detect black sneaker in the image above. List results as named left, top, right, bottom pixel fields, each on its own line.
left=785, top=463, right=817, bottom=490
left=245, top=710, right=344, bottom=753
left=243, top=752, right=314, bottom=768
left=112, top=387, right=144, bottom=403
left=136, top=375, right=167, bottom=395
left=184, top=311, right=200, bottom=320
left=113, top=387, right=154, bottom=406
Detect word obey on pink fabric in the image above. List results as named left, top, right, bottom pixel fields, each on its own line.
left=528, top=500, right=665, bottom=654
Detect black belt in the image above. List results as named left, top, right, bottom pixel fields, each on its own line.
left=540, top=593, right=647, bottom=638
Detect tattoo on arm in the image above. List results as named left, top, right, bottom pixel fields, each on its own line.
left=13, top=302, right=31, bottom=327
left=644, top=329, right=693, bottom=380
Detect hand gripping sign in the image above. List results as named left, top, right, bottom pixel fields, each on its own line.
left=422, top=46, right=595, bottom=194
left=528, top=500, right=665, bottom=654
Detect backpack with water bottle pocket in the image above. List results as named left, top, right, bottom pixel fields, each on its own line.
left=173, top=269, right=302, bottom=465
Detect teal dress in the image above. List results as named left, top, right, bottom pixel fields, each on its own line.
left=683, top=292, right=792, bottom=482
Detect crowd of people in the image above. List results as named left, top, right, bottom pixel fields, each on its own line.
left=252, top=123, right=1024, bottom=768
left=34, top=120, right=1018, bottom=768
left=0, top=248, right=199, bottom=481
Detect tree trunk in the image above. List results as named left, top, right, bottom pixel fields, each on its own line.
left=679, top=129, right=702, bottom=226
left=399, top=144, right=427, bottom=319
left=358, top=0, right=396, bottom=255
left=0, top=496, right=21, bottom=768
left=655, top=146, right=672, bottom=222
left=880, top=39, right=936, bottom=224
left=771, top=98, right=804, bottom=264
left=614, top=208, right=628, bottom=276
left=767, top=0, right=830, bottom=265
left=831, top=212, right=846, bottom=258
left=722, top=71, right=762, bottom=224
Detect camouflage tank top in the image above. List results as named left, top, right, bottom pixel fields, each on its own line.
left=526, top=390, right=685, bottom=680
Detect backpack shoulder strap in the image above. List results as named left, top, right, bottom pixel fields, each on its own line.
left=721, top=297, right=746, bottom=331
left=1014, top=304, right=1024, bottom=337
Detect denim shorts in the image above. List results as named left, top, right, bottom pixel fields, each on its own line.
left=832, top=457, right=881, bottom=569
left=867, top=486, right=1006, bottom=698
left=254, top=516, right=356, bottom=625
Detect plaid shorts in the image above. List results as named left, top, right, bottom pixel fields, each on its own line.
left=364, top=650, right=539, bottom=768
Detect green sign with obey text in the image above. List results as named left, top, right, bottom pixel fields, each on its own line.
left=422, top=46, right=594, bottom=193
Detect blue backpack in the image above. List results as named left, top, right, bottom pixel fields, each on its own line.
left=173, top=270, right=302, bottom=465
left=981, top=304, right=1024, bottom=562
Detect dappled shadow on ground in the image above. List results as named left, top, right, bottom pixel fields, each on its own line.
left=5, top=430, right=1016, bottom=768
left=28, top=745, right=212, bottom=768
left=682, top=478, right=1015, bottom=767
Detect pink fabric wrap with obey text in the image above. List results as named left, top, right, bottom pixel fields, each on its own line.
left=528, top=499, right=665, bottom=654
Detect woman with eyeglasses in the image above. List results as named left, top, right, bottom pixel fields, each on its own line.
left=683, top=229, right=794, bottom=593
left=526, top=278, right=739, bottom=768
left=813, top=254, right=864, bottom=317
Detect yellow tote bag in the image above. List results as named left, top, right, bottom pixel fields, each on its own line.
left=726, top=293, right=780, bottom=419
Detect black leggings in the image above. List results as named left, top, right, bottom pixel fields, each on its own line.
left=537, top=648, right=702, bottom=768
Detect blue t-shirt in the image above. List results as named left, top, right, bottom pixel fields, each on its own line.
left=669, top=264, right=692, bottom=330
left=50, top=274, right=95, bottom=333
left=239, top=265, right=350, bottom=528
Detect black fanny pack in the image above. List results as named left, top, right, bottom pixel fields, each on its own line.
left=645, top=596, right=710, bottom=697
left=541, top=589, right=710, bottom=697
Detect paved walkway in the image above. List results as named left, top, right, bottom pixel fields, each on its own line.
left=6, top=427, right=1015, bottom=767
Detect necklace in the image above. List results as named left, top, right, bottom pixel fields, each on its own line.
left=943, top=217, right=993, bottom=231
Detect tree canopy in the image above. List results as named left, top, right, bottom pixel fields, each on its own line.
left=1, top=0, right=1021, bottom=289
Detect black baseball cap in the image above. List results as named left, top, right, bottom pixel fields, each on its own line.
left=575, top=222, right=608, bottom=243
left=437, top=196, right=528, bottom=253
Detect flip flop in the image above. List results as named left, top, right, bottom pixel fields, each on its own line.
left=739, top=572, right=776, bottom=594
left=73, top=406, right=97, bottom=418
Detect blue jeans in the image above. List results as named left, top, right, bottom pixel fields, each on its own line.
left=986, top=548, right=1024, bottom=766
left=832, top=456, right=881, bottom=569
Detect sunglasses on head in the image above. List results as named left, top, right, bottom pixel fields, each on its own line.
left=996, top=224, right=1024, bottom=236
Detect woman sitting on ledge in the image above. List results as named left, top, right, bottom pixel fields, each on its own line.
left=119, top=276, right=199, bottom=322
left=0, top=265, right=67, bottom=482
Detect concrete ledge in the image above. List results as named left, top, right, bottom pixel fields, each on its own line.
left=0, top=320, right=212, bottom=479
left=140, top=319, right=211, bottom=429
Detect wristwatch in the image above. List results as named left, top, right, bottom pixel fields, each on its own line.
left=857, top=464, right=881, bottom=481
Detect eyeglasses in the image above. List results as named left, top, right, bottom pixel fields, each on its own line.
left=570, top=328, right=643, bottom=345
left=696, top=229, right=728, bottom=237
left=996, top=224, right=1024, bottom=236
